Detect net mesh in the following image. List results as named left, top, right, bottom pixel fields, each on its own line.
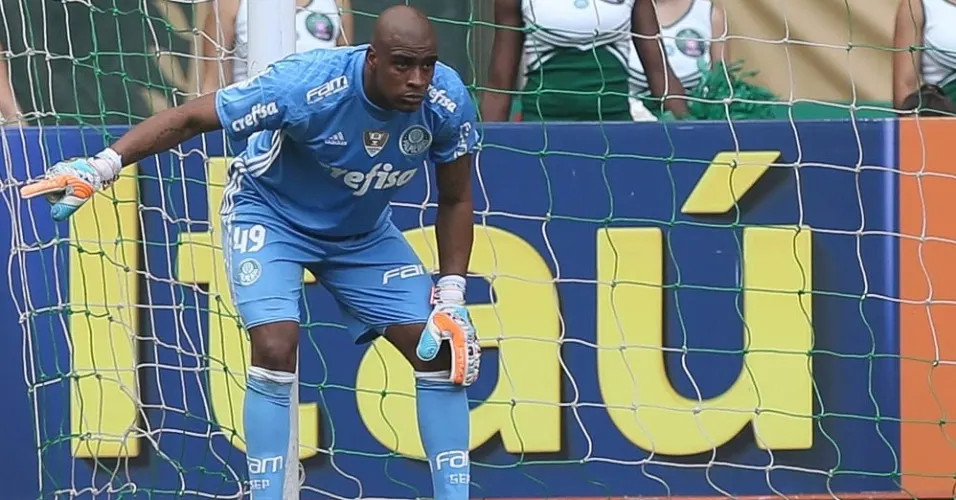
left=0, top=0, right=947, bottom=499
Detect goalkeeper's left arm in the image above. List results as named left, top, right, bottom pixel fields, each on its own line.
left=434, top=152, right=474, bottom=282
left=414, top=82, right=481, bottom=386
left=416, top=151, right=480, bottom=386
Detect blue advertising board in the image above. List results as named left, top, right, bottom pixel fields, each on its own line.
left=0, top=120, right=902, bottom=499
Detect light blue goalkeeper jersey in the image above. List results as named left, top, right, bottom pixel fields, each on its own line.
left=214, top=45, right=479, bottom=237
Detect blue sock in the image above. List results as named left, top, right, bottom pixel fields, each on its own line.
left=416, top=373, right=470, bottom=500
left=245, top=366, right=295, bottom=499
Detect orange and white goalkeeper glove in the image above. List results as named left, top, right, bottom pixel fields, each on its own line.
left=416, top=275, right=481, bottom=386
left=19, top=149, right=122, bottom=222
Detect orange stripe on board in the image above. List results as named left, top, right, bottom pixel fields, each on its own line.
left=899, top=117, right=956, bottom=498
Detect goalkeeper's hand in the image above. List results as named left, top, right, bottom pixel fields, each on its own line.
left=19, top=150, right=122, bottom=222
left=416, top=275, right=481, bottom=386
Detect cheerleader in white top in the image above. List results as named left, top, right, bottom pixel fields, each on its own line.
left=893, top=0, right=956, bottom=111
left=482, top=0, right=689, bottom=122
left=200, top=0, right=353, bottom=94
left=627, top=0, right=727, bottom=119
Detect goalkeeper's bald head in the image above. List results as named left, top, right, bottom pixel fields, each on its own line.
left=364, top=5, right=438, bottom=113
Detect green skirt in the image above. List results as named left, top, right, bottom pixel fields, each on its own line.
left=521, top=47, right=632, bottom=122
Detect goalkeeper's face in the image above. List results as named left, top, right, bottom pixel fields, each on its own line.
left=369, top=43, right=438, bottom=112
left=368, top=5, right=439, bottom=112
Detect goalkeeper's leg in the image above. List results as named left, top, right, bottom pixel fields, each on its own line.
left=224, top=218, right=309, bottom=499
left=388, top=324, right=471, bottom=500
left=316, top=222, right=474, bottom=500
left=244, top=321, right=299, bottom=500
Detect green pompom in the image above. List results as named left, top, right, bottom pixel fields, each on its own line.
left=685, top=60, right=778, bottom=120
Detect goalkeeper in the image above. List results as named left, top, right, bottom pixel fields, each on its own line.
left=20, top=5, right=480, bottom=500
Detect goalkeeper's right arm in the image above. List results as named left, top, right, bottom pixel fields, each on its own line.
left=20, top=93, right=222, bottom=221
left=22, top=53, right=302, bottom=222
left=112, top=93, right=222, bottom=167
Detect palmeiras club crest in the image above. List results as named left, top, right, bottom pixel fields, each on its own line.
left=363, top=130, right=389, bottom=157
left=236, top=258, right=261, bottom=286
left=676, top=28, right=707, bottom=58
left=399, top=125, right=432, bottom=157
left=305, top=12, right=335, bottom=42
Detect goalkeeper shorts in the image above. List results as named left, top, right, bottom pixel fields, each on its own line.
left=222, top=215, right=432, bottom=343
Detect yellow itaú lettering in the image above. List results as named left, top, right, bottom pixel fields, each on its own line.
left=592, top=149, right=812, bottom=454
left=596, top=225, right=813, bottom=456
left=681, top=151, right=782, bottom=215
left=71, top=167, right=140, bottom=457
left=355, top=225, right=561, bottom=459
left=176, top=157, right=318, bottom=458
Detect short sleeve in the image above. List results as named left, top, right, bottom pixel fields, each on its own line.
left=429, top=82, right=480, bottom=165
left=215, top=55, right=307, bottom=141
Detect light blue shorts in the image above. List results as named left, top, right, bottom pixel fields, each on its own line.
left=222, top=215, right=432, bottom=343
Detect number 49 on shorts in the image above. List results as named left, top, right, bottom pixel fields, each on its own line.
left=232, top=224, right=267, bottom=254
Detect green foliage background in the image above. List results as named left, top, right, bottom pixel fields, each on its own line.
left=0, top=0, right=480, bottom=126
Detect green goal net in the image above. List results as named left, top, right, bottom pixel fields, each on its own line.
left=1, top=0, right=947, bottom=499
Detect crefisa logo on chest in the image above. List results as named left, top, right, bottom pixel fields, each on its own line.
left=324, top=161, right=418, bottom=196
